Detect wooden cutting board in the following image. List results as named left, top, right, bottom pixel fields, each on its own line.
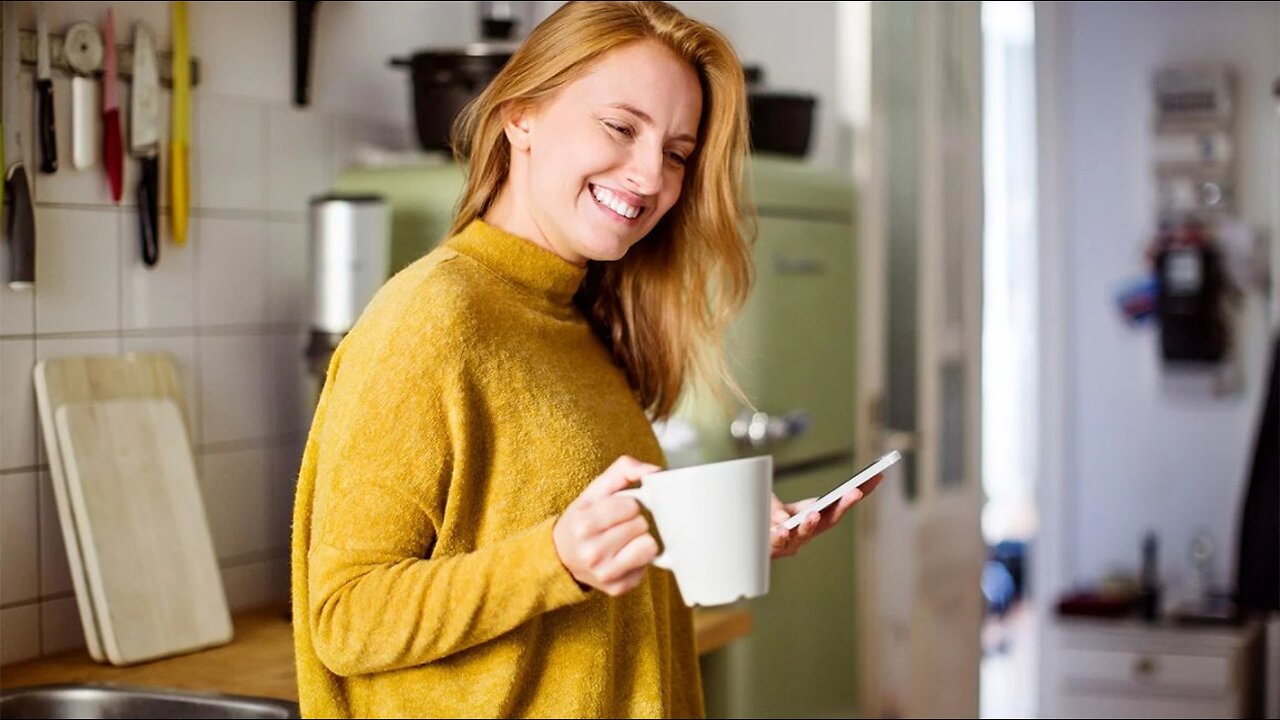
left=54, top=397, right=232, bottom=666
left=33, top=352, right=193, bottom=662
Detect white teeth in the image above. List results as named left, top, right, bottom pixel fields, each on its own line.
left=591, top=185, right=641, bottom=219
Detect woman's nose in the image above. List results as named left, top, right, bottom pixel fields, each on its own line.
left=623, top=144, right=665, bottom=196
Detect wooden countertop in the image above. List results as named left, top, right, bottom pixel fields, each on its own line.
left=0, top=605, right=752, bottom=702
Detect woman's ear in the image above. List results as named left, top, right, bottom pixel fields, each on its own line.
left=502, top=104, right=535, bottom=152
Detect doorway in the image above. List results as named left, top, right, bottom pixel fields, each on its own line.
left=979, top=1, right=1039, bottom=717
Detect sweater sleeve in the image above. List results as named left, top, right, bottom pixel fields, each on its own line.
left=306, top=297, right=592, bottom=678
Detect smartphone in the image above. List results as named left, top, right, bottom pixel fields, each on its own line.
left=777, top=450, right=901, bottom=531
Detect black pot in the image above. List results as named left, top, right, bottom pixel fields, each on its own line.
left=391, top=43, right=517, bottom=152
left=747, top=93, right=816, bottom=158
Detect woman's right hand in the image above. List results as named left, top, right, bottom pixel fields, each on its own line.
left=553, top=456, right=661, bottom=597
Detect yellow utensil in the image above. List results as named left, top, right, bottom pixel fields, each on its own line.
left=170, top=1, right=190, bottom=244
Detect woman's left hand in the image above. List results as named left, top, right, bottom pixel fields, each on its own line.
left=769, top=475, right=884, bottom=559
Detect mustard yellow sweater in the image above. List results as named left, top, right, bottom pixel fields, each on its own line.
left=290, top=219, right=704, bottom=718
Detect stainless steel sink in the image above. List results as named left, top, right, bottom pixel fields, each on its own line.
left=0, top=683, right=300, bottom=719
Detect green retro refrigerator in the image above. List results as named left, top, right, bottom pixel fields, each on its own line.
left=332, top=154, right=860, bottom=718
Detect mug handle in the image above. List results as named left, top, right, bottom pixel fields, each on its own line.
left=616, top=486, right=671, bottom=571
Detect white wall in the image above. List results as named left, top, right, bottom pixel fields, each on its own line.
left=1052, top=1, right=1278, bottom=599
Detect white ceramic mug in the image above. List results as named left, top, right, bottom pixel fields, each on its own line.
left=618, top=455, right=773, bottom=607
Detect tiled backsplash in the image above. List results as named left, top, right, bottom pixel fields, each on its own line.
left=0, top=3, right=409, bottom=664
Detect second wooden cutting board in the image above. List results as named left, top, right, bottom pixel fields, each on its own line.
left=55, top=397, right=232, bottom=666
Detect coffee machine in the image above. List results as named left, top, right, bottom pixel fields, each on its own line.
left=305, top=193, right=390, bottom=387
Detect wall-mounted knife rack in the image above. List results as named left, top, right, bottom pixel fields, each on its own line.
left=16, top=28, right=200, bottom=88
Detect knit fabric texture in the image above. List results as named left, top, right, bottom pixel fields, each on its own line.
left=290, top=219, right=704, bottom=718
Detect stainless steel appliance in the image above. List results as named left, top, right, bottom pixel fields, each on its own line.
left=305, top=194, right=389, bottom=381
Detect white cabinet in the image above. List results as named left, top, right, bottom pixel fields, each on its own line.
left=1044, top=618, right=1264, bottom=718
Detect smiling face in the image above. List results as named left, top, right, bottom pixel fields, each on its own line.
left=489, top=40, right=703, bottom=265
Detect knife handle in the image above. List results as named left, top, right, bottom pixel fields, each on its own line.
left=294, top=1, right=320, bottom=107
left=138, top=155, right=160, bottom=267
left=104, top=108, right=123, bottom=203
left=37, top=79, right=57, bottom=174
left=171, top=141, right=188, bottom=244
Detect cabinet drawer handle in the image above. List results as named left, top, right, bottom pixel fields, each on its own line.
left=1133, top=656, right=1158, bottom=677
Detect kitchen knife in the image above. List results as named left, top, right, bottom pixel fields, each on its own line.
left=130, top=23, right=160, bottom=266
left=2, top=1, right=34, bottom=288
left=103, top=9, right=123, bottom=203
left=171, top=1, right=189, bottom=245
left=64, top=21, right=104, bottom=170
left=36, top=2, right=56, bottom=174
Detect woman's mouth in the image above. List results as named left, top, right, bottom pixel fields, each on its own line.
left=589, top=184, right=645, bottom=224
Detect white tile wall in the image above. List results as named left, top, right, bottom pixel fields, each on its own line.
left=40, top=596, right=88, bottom=655
left=33, top=208, right=123, bottom=334
left=188, top=2, right=293, bottom=105
left=268, top=107, right=330, bottom=215
left=1, top=0, right=407, bottom=664
left=0, top=340, right=38, bottom=470
left=1, top=604, right=41, bottom=665
left=1, top=473, right=40, bottom=604
left=271, top=332, right=310, bottom=438
left=0, top=284, right=35, bottom=337
left=196, top=217, right=269, bottom=327
left=198, top=334, right=275, bottom=445
left=38, top=472, right=75, bottom=597
left=221, top=558, right=289, bottom=614
left=268, top=221, right=309, bottom=324
left=121, top=213, right=196, bottom=330
left=199, top=447, right=273, bottom=561
left=195, top=98, right=267, bottom=212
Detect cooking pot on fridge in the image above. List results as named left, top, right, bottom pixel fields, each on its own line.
left=747, top=93, right=816, bottom=157
left=743, top=64, right=817, bottom=158
left=391, top=42, right=518, bottom=153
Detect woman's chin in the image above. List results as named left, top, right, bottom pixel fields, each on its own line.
left=575, top=231, right=636, bottom=263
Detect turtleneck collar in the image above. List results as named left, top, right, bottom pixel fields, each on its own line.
left=446, top=219, right=588, bottom=308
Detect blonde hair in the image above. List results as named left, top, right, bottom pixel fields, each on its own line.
left=449, top=1, right=754, bottom=421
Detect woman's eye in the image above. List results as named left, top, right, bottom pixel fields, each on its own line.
left=604, top=121, right=634, bottom=138
left=666, top=151, right=688, bottom=167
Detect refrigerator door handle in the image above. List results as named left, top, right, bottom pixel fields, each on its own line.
left=730, top=409, right=811, bottom=450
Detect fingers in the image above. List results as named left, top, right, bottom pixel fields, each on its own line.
left=554, top=457, right=664, bottom=597
left=770, top=508, right=822, bottom=559
left=600, top=565, right=648, bottom=597
left=770, top=475, right=884, bottom=560
left=576, top=495, right=644, bottom=537
left=826, top=487, right=864, bottom=525
left=594, top=513, right=651, bottom=559
left=771, top=505, right=792, bottom=527
left=783, top=497, right=818, bottom=516
left=576, top=456, right=661, bottom=505
left=612, top=531, right=660, bottom=574
left=597, top=533, right=658, bottom=596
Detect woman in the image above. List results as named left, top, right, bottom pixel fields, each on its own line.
left=291, top=2, right=877, bottom=717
